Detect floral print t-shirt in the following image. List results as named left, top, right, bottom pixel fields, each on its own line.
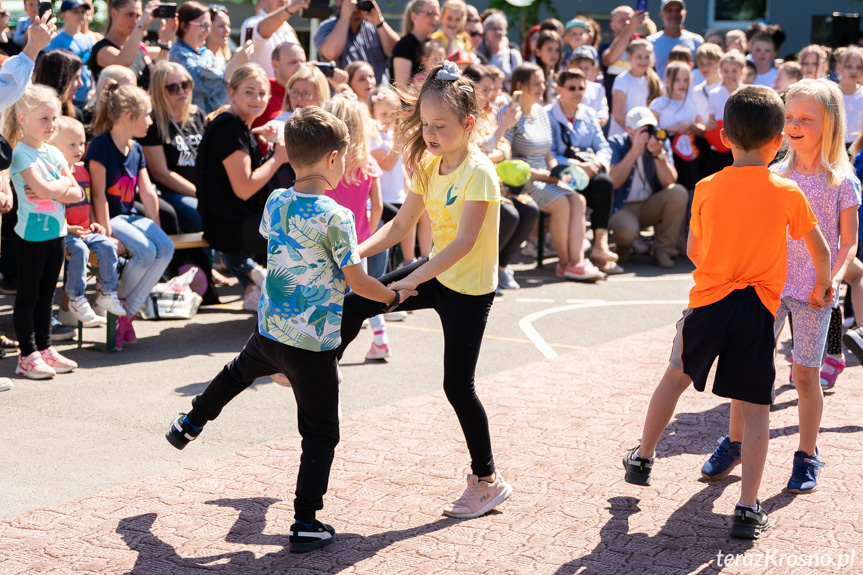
left=258, top=188, right=361, bottom=351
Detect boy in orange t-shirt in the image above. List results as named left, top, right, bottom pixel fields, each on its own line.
left=622, top=86, right=834, bottom=540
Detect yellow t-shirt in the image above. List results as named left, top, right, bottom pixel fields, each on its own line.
left=411, top=144, right=501, bottom=295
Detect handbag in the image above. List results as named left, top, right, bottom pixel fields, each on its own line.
left=557, top=121, right=596, bottom=163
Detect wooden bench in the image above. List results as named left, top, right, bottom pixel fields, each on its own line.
left=76, top=232, right=210, bottom=352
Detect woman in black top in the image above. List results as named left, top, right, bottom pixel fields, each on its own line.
left=140, top=62, right=205, bottom=232
left=390, top=0, right=440, bottom=88
left=89, top=0, right=175, bottom=89
left=196, top=63, right=287, bottom=306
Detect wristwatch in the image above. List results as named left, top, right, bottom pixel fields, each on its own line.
left=382, top=289, right=400, bottom=313
left=375, top=20, right=385, bottom=28
left=157, top=40, right=172, bottom=49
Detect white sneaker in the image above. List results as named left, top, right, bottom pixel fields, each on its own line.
left=243, top=286, right=262, bottom=311
left=69, top=296, right=107, bottom=327
left=95, top=292, right=127, bottom=317
left=57, top=307, right=81, bottom=328
left=250, top=266, right=267, bottom=288
left=383, top=311, right=408, bottom=322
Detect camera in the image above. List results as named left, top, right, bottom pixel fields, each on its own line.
left=358, top=1, right=374, bottom=11
left=645, top=125, right=668, bottom=142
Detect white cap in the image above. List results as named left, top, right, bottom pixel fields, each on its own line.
left=625, top=107, right=657, bottom=131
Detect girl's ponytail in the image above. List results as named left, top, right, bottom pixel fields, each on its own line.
left=645, top=67, right=663, bottom=106
left=92, top=80, right=150, bottom=136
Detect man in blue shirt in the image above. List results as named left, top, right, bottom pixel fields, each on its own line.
left=648, top=0, right=703, bottom=78
left=46, top=0, right=93, bottom=108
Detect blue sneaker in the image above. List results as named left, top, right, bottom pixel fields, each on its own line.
left=165, top=413, right=203, bottom=450
left=787, top=448, right=825, bottom=494
left=701, top=435, right=741, bottom=480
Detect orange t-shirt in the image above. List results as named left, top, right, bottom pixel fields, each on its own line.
left=688, top=166, right=817, bottom=314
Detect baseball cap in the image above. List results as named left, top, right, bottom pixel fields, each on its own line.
left=565, top=19, right=589, bottom=32
left=625, top=107, right=657, bottom=131
left=447, top=50, right=473, bottom=65
left=569, top=46, right=598, bottom=63
left=60, top=0, right=90, bottom=12
left=661, top=0, right=685, bottom=9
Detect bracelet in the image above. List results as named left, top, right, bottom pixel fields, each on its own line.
left=382, top=289, right=400, bottom=313
left=652, top=152, right=663, bottom=159
left=285, top=5, right=295, bottom=15
left=375, top=20, right=385, bottom=28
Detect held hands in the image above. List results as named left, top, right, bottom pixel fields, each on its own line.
left=388, top=276, right=419, bottom=292
left=808, top=281, right=835, bottom=309
left=395, top=288, right=417, bottom=303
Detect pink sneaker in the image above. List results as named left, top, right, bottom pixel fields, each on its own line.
left=39, top=346, right=78, bottom=373
left=15, top=351, right=56, bottom=379
left=122, top=316, right=137, bottom=344
left=365, top=341, right=391, bottom=360
left=443, top=473, right=513, bottom=519
left=820, top=355, right=845, bottom=390
left=562, top=261, right=604, bottom=282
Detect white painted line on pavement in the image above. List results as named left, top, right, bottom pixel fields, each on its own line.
left=607, top=274, right=694, bottom=282
left=515, top=298, right=556, bottom=303
left=519, top=300, right=689, bottom=359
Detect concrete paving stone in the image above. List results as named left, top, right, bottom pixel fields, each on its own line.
left=2, top=324, right=863, bottom=574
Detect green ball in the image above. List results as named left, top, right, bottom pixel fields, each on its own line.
left=496, top=160, right=531, bottom=187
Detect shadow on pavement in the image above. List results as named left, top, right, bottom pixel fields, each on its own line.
left=555, top=479, right=750, bottom=575
left=117, top=497, right=460, bottom=574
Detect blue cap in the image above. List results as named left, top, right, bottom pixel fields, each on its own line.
left=60, top=0, right=89, bottom=12
left=569, top=45, right=598, bottom=63
left=565, top=19, right=589, bottom=32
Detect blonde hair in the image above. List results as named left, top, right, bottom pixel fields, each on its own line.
left=368, top=85, right=400, bottom=117
left=1, top=84, right=61, bottom=148
left=323, top=96, right=378, bottom=184
left=720, top=50, right=747, bottom=71
left=92, top=81, right=150, bottom=136
left=402, top=0, right=438, bottom=36
left=695, top=42, right=724, bottom=67
left=85, top=65, right=136, bottom=112
left=282, top=65, right=330, bottom=112
left=664, top=61, right=691, bottom=99
left=150, top=62, right=198, bottom=145
left=774, top=79, right=854, bottom=189
left=797, top=44, right=831, bottom=79
left=627, top=39, right=662, bottom=105
left=835, top=46, right=863, bottom=73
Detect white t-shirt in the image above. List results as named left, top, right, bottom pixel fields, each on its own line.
left=649, top=95, right=698, bottom=130
left=690, top=68, right=705, bottom=90
left=371, top=129, right=406, bottom=204
left=844, top=86, right=863, bottom=143
left=627, top=156, right=652, bottom=203
left=239, top=14, right=263, bottom=44
left=691, top=80, right=721, bottom=122
left=753, top=67, right=778, bottom=88
left=609, top=71, right=650, bottom=138
left=248, top=15, right=299, bottom=77
left=707, top=84, right=732, bottom=121
left=582, top=80, right=609, bottom=121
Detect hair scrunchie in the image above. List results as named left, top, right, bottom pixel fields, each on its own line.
left=436, top=60, right=462, bottom=81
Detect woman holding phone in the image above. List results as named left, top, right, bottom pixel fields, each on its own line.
left=169, top=0, right=251, bottom=114
left=89, top=0, right=176, bottom=89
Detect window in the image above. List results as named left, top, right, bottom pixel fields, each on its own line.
left=707, top=0, right=769, bottom=30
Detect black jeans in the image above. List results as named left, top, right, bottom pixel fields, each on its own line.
left=500, top=197, right=539, bottom=267
left=14, top=236, right=65, bottom=356
left=580, top=173, right=614, bottom=230
left=187, top=330, right=340, bottom=523
left=338, top=258, right=497, bottom=477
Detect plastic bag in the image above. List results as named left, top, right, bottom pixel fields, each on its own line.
left=139, top=266, right=203, bottom=320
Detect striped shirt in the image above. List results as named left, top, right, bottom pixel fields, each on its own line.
left=501, top=104, right=553, bottom=170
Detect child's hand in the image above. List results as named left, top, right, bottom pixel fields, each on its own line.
left=705, top=118, right=717, bottom=131
left=90, top=222, right=107, bottom=235
left=500, top=104, right=521, bottom=129
left=396, top=288, right=418, bottom=302
left=68, top=225, right=89, bottom=238
left=251, top=122, right=279, bottom=144
left=388, top=276, right=419, bottom=292
left=808, top=282, right=834, bottom=309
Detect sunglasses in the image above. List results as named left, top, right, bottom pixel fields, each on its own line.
left=468, top=30, right=482, bottom=37
left=289, top=90, right=315, bottom=101
left=420, top=9, right=439, bottom=17
left=188, top=20, right=212, bottom=30
left=561, top=85, right=585, bottom=92
left=166, top=80, right=192, bottom=95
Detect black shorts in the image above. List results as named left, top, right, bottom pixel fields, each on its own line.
left=669, top=286, right=776, bottom=405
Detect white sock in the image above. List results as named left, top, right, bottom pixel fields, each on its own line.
left=737, top=501, right=759, bottom=512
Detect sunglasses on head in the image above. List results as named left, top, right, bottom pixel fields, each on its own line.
left=166, top=80, right=192, bottom=95
left=209, top=3, right=228, bottom=14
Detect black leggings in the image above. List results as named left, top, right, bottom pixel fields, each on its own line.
left=187, top=330, right=340, bottom=523
left=14, top=236, right=65, bottom=357
left=826, top=306, right=843, bottom=356
left=337, top=258, right=496, bottom=477
left=580, top=173, right=613, bottom=230
left=500, top=197, right=539, bottom=267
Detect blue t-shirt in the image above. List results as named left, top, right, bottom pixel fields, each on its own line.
left=46, top=31, right=94, bottom=106
left=648, top=29, right=704, bottom=79
left=10, top=143, right=70, bottom=241
left=257, top=188, right=361, bottom=352
left=84, top=133, right=146, bottom=218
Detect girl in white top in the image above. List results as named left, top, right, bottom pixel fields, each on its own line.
left=706, top=51, right=745, bottom=129
left=835, top=46, right=863, bottom=145
left=609, top=39, right=662, bottom=138
left=689, top=43, right=723, bottom=126
left=649, top=62, right=698, bottom=135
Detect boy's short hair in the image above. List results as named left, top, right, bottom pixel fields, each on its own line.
left=56, top=115, right=85, bottom=135
left=779, top=61, right=803, bottom=81
left=556, top=67, right=586, bottom=87
left=695, top=42, right=723, bottom=66
left=283, top=106, right=350, bottom=168
left=723, top=85, right=785, bottom=151
left=668, top=45, right=693, bottom=65
left=725, top=29, right=746, bottom=43
left=720, top=50, right=746, bottom=70
left=749, top=33, right=776, bottom=51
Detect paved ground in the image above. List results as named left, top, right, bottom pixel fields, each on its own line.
left=2, top=267, right=863, bottom=573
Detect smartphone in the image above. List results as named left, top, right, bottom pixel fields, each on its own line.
left=358, top=0, right=374, bottom=12
left=302, top=1, right=331, bottom=20
left=38, top=1, right=52, bottom=19
left=636, top=0, right=648, bottom=12
left=152, top=3, right=176, bottom=19
left=512, top=90, right=522, bottom=107
left=244, top=26, right=254, bottom=42
left=315, top=62, right=335, bottom=78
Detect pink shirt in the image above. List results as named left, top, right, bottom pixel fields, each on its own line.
left=325, top=158, right=382, bottom=243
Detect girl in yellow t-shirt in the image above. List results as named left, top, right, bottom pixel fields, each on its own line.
left=336, top=60, right=511, bottom=520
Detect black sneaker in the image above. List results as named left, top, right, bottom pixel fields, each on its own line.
left=730, top=501, right=770, bottom=539
left=165, top=413, right=203, bottom=450
left=843, top=326, right=863, bottom=365
left=289, top=520, right=336, bottom=553
left=622, top=445, right=653, bottom=486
